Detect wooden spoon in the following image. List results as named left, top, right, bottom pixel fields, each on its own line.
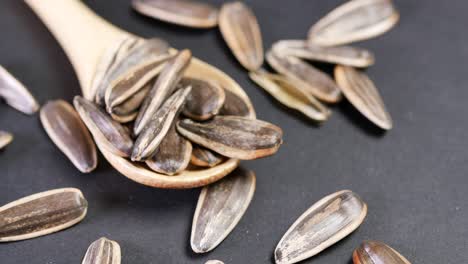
left=25, top=0, right=255, bottom=189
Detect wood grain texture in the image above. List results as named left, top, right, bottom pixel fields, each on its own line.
left=353, top=241, right=411, bottom=264
left=0, top=65, right=39, bottom=115
left=0, top=131, right=13, bottom=150
left=82, top=237, right=121, bottom=264
left=191, top=168, right=255, bottom=253
left=181, top=78, right=226, bottom=121
left=275, top=190, right=367, bottom=264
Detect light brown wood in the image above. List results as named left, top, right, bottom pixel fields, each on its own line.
left=25, top=0, right=255, bottom=189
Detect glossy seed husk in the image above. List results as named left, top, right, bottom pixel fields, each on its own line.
left=177, top=116, right=283, bottom=160
left=219, top=2, right=263, bottom=71
left=40, top=100, right=97, bottom=173
left=191, top=146, right=224, bottom=167
left=110, top=83, right=152, bottom=123
left=275, top=190, right=367, bottom=264
left=272, top=40, right=375, bottom=68
left=249, top=70, right=330, bottom=122
left=74, top=96, right=134, bottom=157
left=308, top=0, right=399, bottom=46
left=0, top=188, right=87, bottom=242
left=0, top=65, right=39, bottom=115
left=132, top=86, right=192, bottom=161
left=219, top=88, right=254, bottom=118
left=132, top=0, right=219, bottom=28
left=181, top=78, right=226, bottom=121
left=334, top=65, right=392, bottom=130
left=134, top=49, right=192, bottom=135
left=0, top=131, right=13, bottom=150
left=353, top=240, right=411, bottom=264
left=266, top=51, right=342, bottom=103
left=82, top=237, right=121, bottom=264
left=191, top=168, right=256, bottom=253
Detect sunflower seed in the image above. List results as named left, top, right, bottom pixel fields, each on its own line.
left=177, top=116, right=283, bottom=160
left=0, top=188, right=87, bottom=242
left=266, top=51, right=341, bottom=103
left=353, top=241, right=411, bottom=264
left=181, top=78, right=226, bottom=121
left=82, top=237, right=121, bottom=264
left=146, top=123, right=192, bottom=175
left=132, top=0, right=219, bottom=28
left=191, top=168, right=255, bottom=253
left=0, top=65, right=39, bottom=114
left=134, top=49, right=192, bottom=135
left=132, top=86, right=192, bottom=161
left=191, top=146, right=224, bottom=167
left=272, top=40, right=375, bottom=68
left=219, top=89, right=253, bottom=117
left=249, top=70, right=330, bottom=122
left=205, top=261, right=224, bottom=264
left=110, top=83, right=152, bottom=123
left=275, top=190, right=367, bottom=264
left=219, top=2, right=263, bottom=71
left=0, top=131, right=13, bottom=150
left=334, top=65, right=392, bottom=130
left=74, top=96, right=133, bottom=157
left=40, top=100, right=97, bottom=173
left=308, top=0, right=399, bottom=46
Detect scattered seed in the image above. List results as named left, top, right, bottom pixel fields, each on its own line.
left=134, top=49, right=192, bottom=135
left=40, top=100, right=97, bottom=173
left=132, top=86, right=192, bottom=161
left=219, top=2, right=263, bottom=71
left=177, top=115, right=283, bottom=160
left=334, top=65, right=392, bottom=130
left=191, top=168, right=255, bottom=253
left=191, top=145, right=224, bottom=167
left=308, top=0, right=399, bottom=46
left=275, top=190, right=367, bottom=264
left=0, top=65, right=39, bottom=115
left=266, top=51, right=341, bottom=103
left=0, top=188, right=87, bottom=242
left=74, top=96, right=134, bottom=157
left=82, top=237, right=121, bottom=264
left=205, top=260, right=225, bottom=264
left=0, top=131, right=13, bottom=150
left=249, top=70, right=330, bottom=122
left=110, top=83, right=152, bottom=123
left=219, top=89, right=254, bottom=118
left=181, top=78, right=226, bottom=121
left=353, top=240, right=411, bottom=264
left=272, top=40, right=375, bottom=68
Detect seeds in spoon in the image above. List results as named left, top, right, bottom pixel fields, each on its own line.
left=219, top=89, right=254, bottom=118
left=146, top=123, right=192, bottom=175
left=219, top=1, right=263, bottom=71
left=353, top=240, right=411, bottom=264
left=74, top=96, right=134, bottom=157
left=191, top=168, right=255, bottom=253
left=274, top=190, right=367, bottom=264
left=132, top=0, right=219, bottom=29
left=266, top=51, right=342, bottom=103
left=181, top=78, right=226, bottom=121
left=334, top=65, right=392, bottom=130
left=249, top=70, right=330, bottom=122
left=308, top=0, right=399, bottom=46
left=110, top=82, right=152, bottom=123
left=191, top=146, right=224, bottom=167
left=82, top=237, right=121, bottom=264
left=134, top=49, right=192, bottom=135
left=0, top=188, right=87, bottom=242
left=132, top=86, right=192, bottom=161
left=272, top=40, right=375, bottom=68
left=177, top=116, right=283, bottom=160
left=0, top=65, right=39, bottom=115
left=40, top=100, right=97, bottom=173
left=0, top=131, right=13, bottom=150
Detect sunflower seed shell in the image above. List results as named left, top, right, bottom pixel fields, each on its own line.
left=82, top=237, right=121, bottom=264
left=0, top=65, right=39, bottom=115
left=0, top=131, right=13, bottom=150
left=219, top=89, right=254, bottom=118
left=205, top=261, right=224, bottom=264
left=191, top=146, right=224, bottom=167
left=181, top=78, right=226, bottom=121
left=110, top=83, right=152, bottom=123
left=353, top=240, right=411, bottom=264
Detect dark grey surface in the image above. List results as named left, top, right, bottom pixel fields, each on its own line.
left=0, top=0, right=467, bottom=263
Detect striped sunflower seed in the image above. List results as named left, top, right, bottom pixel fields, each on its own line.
left=110, top=83, right=152, bottom=123
left=353, top=240, right=411, bottom=264
left=82, top=237, right=121, bottom=264
left=191, top=146, right=224, bottom=168
left=219, top=89, right=254, bottom=118
left=275, top=190, right=367, bottom=264
left=40, top=100, right=97, bottom=173
left=177, top=116, right=283, bottom=160
left=219, top=2, right=263, bottom=71
left=0, top=65, right=39, bottom=115
left=334, top=65, right=392, bottom=130
left=191, top=168, right=255, bottom=253
left=266, top=51, right=342, bottom=103
left=308, top=0, right=399, bottom=46
left=134, top=49, right=192, bottom=135
left=181, top=78, right=226, bottom=121
left=132, top=0, right=219, bottom=29
left=74, top=96, right=134, bottom=157
left=0, top=131, right=13, bottom=150
left=0, top=188, right=87, bottom=242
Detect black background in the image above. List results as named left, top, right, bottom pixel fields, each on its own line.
left=1, top=0, right=467, bottom=263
